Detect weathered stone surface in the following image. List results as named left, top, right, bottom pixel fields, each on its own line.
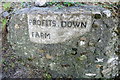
left=6, top=6, right=119, bottom=78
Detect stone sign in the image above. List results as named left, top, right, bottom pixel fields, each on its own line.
left=28, top=13, right=92, bottom=44
left=4, top=6, right=119, bottom=78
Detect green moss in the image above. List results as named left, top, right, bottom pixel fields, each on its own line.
left=2, top=19, right=7, bottom=26
left=56, top=4, right=64, bottom=9
left=63, top=2, right=74, bottom=7
left=43, top=73, right=52, bottom=80
left=3, top=2, right=11, bottom=11
left=1, top=18, right=7, bottom=29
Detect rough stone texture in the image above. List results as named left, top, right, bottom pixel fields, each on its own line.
left=4, top=6, right=119, bottom=78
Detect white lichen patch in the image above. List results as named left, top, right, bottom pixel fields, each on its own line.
left=14, top=24, right=20, bottom=29
left=49, top=62, right=56, bottom=70
left=103, top=10, right=111, bottom=18
left=95, top=58, right=104, bottom=63
left=107, top=56, right=118, bottom=64
left=36, top=62, right=39, bottom=65
left=23, top=47, right=26, bottom=49
left=79, top=41, right=86, bottom=46
left=85, top=73, right=96, bottom=77
left=24, top=52, right=28, bottom=55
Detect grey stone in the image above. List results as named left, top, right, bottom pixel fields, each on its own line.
left=102, top=10, right=111, bottom=18
left=35, top=0, right=47, bottom=6
left=2, top=11, right=9, bottom=18
left=5, top=5, right=119, bottom=78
